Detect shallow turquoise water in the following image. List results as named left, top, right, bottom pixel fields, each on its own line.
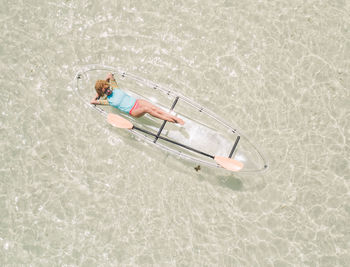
left=1, top=0, right=349, bottom=265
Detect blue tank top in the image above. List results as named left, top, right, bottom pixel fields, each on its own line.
left=107, top=89, right=137, bottom=114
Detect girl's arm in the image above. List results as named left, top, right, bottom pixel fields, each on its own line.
left=91, top=99, right=109, bottom=105
left=110, top=78, right=118, bottom=88
left=106, top=73, right=118, bottom=88
left=90, top=93, right=109, bottom=105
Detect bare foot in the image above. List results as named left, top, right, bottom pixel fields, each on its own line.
left=175, top=117, right=185, bottom=125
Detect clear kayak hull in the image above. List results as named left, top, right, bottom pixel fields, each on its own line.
left=74, top=64, right=268, bottom=173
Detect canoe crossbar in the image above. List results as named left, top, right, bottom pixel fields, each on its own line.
left=153, top=96, right=179, bottom=143
left=228, top=135, right=240, bottom=158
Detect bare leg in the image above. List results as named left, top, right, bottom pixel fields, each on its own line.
left=130, top=100, right=184, bottom=125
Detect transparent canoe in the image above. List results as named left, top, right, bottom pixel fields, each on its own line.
left=74, top=64, right=268, bottom=173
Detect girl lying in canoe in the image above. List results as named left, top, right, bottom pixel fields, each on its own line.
left=91, top=73, right=184, bottom=125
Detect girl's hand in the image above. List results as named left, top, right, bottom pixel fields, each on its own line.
left=91, top=93, right=99, bottom=101
left=106, top=73, right=114, bottom=81
left=91, top=93, right=100, bottom=104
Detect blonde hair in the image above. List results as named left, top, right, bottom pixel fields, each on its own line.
left=95, top=80, right=109, bottom=97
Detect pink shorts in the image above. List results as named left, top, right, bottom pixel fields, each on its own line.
left=129, top=100, right=140, bottom=115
